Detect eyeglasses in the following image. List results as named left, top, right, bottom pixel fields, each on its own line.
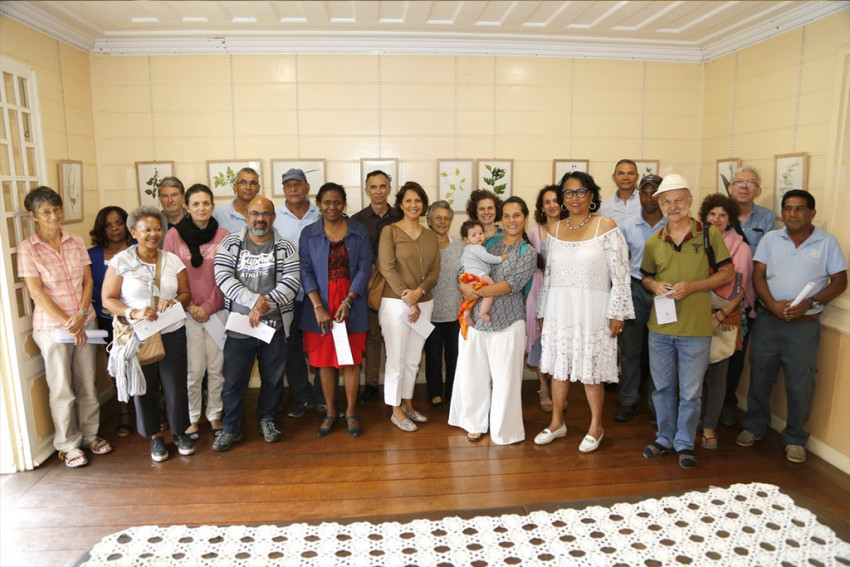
left=731, top=180, right=759, bottom=188
left=247, top=211, right=273, bottom=219
left=236, top=179, right=260, bottom=187
left=562, top=188, right=589, bottom=199
left=37, top=206, right=63, bottom=217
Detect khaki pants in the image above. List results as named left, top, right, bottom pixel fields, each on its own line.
left=32, top=327, right=100, bottom=452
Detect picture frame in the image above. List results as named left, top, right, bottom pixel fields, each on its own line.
left=437, top=159, right=476, bottom=212
left=271, top=159, right=326, bottom=198
left=206, top=159, right=264, bottom=198
left=553, top=159, right=590, bottom=184
left=476, top=159, right=513, bottom=198
left=716, top=158, right=742, bottom=195
left=360, top=158, right=398, bottom=206
left=774, top=152, right=809, bottom=216
left=635, top=160, right=661, bottom=179
left=57, top=160, right=83, bottom=223
left=135, top=161, right=175, bottom=208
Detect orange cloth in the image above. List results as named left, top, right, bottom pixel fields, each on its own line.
left=458, top=273, right=488, bottom=340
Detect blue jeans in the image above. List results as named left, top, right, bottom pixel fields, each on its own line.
left=743, top=314, right=819, bottom=446
left=221, top=327, right=287, bottom=434
left=649, top=332, right=711, bottom=452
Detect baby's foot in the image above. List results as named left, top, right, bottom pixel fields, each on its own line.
left=480, top=313, right=491, bottom=323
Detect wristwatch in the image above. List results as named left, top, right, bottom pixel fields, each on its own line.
left=810, top=298, right=821, bottom=310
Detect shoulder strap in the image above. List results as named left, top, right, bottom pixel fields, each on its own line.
left=594, top=216, right=602, bottom=237
left=702, top=222, right=718, bottom=274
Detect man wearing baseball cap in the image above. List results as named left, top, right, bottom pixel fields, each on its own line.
left=273, top=168, right=322, bottom=418
left=615, top=175, right=666, bottom=424
left=639, top=173, right=734, bottom=469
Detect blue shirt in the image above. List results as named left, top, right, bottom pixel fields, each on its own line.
left=753, top=226, right=847, bottom=315
left=599, top=190, right=640, bottom=227
left=621, top=214, right=667, bottom=280
left=272, top=201, right=321, bottom=300
left=740, top=204, right=774, bottom=253
left=211, top=200, right=247, bottom=234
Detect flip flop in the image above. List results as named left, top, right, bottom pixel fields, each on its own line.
left=467, top=432, right=483, bottom=442
left=59, top=448, right=88, bottom=468
left=84, top=437, right=112, bottom=455
left=701, top=434, right=718, bottom=450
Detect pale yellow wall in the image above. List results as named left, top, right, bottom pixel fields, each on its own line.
left=90, top=53, right=702, bottom=213
left=1, top=10, right=848, bottom=463
left=699, top=12, right=850, bottom=463
left=0, top=16, right=98, bottom=239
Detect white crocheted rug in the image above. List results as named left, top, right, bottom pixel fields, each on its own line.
left=82, top=483, right=849, bottom=566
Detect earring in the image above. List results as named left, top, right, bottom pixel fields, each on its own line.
left=561, top=204, right=568, bottom=212
left=589, top=202, right=598, bottom=212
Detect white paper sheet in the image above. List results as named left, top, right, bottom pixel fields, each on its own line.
left=654, top=291, right=678, bottom=325
left=225, top=312, right=276, bottom=344
left=332, top=321, right=354, bottom=366
left=789, top=281, right=817, bottom=308
left=132, top=303, right=187, bottom=340
left=203, top=312, right=227, bottom=350
left=401, top=303, right=435, bottom=339
left=54, top=329, right=109, bottom=344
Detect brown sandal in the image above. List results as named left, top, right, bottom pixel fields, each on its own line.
left=84, top=437, right=113, bottom=455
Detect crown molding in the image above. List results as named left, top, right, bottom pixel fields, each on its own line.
left=2, top=1, right=848, bottom=63
left=698, top=1, right=849, bottom=61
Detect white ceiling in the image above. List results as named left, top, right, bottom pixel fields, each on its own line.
left=2, top=1, right=848, bottom=62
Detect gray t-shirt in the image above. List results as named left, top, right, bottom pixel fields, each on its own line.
left=461, top=243, right=504, bottom=278
left=431, top=238, right=465, bottom=323
left=229, top=237, right=282, bottom=335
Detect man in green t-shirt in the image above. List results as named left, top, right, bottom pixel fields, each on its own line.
left=639, top=174, right=734, bottom=469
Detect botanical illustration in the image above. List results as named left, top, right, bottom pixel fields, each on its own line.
left=207, top=160, right=263, bottom=197
left=553, top=159, right=589, bottom=184
left=773, top=153, right=808, bottom=216
left=476, top=160, right=513, bottom=198
left=58, top=160, right=83, bottom=222
left=136, top=161, right=174, bottom=207
left=438, top=160, right=475, bottom=211
left=635, top=160, right=660, bottom=179
left=716, top=158, right=741, bottom=194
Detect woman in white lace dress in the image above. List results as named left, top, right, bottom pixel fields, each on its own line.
left=534, top=172, right=634, bottom=453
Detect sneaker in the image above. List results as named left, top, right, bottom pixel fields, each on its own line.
left=259, top=419, right=282, bottom=443
left=614, top=405, right=637, bottom=423
left=212, top=431, right=242, bottom=452
left=151, top=436, right=168, bottom=462
left=287, top=401, right=311, bottom=418
left=359, top=385, right=378, bottom=406
left=785, top=445, right=807, bottom=463
left=175, top=434, right=195, bottom=456
left=735, top=430, right=763, bottom=447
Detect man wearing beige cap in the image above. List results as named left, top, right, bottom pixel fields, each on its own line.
left=639, top=174, right=734, bottom=469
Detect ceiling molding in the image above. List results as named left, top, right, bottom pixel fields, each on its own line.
left=1, top=1, right=848, bottom=63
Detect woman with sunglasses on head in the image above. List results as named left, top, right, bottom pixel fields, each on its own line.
left=534, top=172, right=634, bottom=453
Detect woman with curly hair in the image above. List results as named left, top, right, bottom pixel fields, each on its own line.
left=697, top=193, right=755, bottom=450
left=465, top=189, right=504, bottom=240
left=88, top=206, right=133, bottom=436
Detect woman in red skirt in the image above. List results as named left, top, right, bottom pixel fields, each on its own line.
left=299, top=183, right=374, bottom=437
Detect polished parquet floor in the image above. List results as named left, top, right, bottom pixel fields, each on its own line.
left=2, top=377, right=848, bottom=566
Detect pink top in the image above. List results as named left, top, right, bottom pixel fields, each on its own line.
left=18, top=231, right=96, bottom=330
left=722, top=229, right=756, bottom=312
left=162, top=226, right=228, bottom=315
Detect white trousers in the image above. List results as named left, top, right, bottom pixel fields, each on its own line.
left=185, top=313, right=225, bottom=423
left=379, top=297, right=434, bottom=407
left=448, top=320, right=526, bottom=445
left=33, top=327, right=100, bottom=452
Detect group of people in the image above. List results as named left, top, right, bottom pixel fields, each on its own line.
left=19, top=158, right=845, bottom=469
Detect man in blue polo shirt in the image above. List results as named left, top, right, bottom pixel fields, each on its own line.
left=720, top=165, right=776, bottom=426
left=615, top=174, right=666, bottom=423
left=736, top=190, right=847, bottom=464
left=599, top=159, right=640, bottom=226
left=273, top=168, right=322, bottom=418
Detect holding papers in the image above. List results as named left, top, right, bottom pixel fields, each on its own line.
left=133, top=302, right=187, bottom=340
left=225, top=312, right=276, bottom=344
left=54, top=329, right=109, bottom=344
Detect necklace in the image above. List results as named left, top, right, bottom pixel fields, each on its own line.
left=567, top=213, right=593, bottom=230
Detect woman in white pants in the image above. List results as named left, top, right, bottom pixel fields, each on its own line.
left=163, top=184, right=229, bottom=439
left=377, top=181, right=441, bottom=432
left=449, top=197, right=539, bottom=444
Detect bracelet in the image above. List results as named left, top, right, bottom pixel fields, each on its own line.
left=341, top=299, right=353, bottom=309
left=77, top=310, right=87, bottom=317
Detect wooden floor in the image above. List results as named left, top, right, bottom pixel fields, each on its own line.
left=2, top=378, right=848, bottom=566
